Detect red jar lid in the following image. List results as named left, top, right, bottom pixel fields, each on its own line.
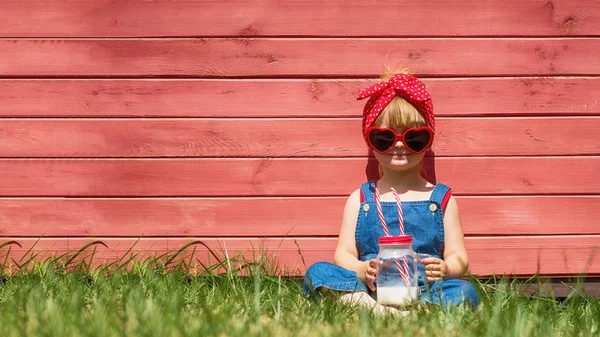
left=378, top=235, right=413, bottom=244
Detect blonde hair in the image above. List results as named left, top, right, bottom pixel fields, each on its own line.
left=373, top=67, right=429, bottom=178
left=372, top=67, right=428, bottom=128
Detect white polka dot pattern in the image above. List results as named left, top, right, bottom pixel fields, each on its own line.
left=357, top=73, right=435, bottom=140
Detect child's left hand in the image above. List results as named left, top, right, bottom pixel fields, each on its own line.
left=420, top=257, right=448, bottom=282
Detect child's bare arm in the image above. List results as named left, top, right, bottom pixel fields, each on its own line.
left=333, top=189, right=376, bottom=288
left=441, top=196, right=469, bottom=278
left=421, top=196, right=468, bottom=281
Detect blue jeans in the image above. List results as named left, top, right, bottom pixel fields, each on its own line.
left=304, top=261, right=480, bottom=308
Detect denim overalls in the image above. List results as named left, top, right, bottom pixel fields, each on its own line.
left=304, top=181, right=480, bottom=308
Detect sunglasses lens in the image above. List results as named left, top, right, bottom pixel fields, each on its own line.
left=368, top=129, right=395, bottom=152
left=404, top=129, right=431, bottom=152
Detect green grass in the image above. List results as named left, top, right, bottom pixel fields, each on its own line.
left=0, top=243, right=598, bottom=337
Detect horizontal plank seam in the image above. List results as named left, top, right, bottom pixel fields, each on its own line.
left=1, top=76, right=600, bottom=81
left=2, top=35, right=600, bottom=39
left=465, top=234, right=600, bottom=238
left=0, top=116, right=598, bottom=121
left=0, top=155, right=598, bottom=159
left=2, top=37, right=600, bottom=41
left=2, top=74, right=600, bottom=80
left=0, top=234, right=600, bottom=239
left=1, top=193, right=599, bottom=198
left=1, top=234, right=600, bottom=239
left=0, top=195, right=598, bottom=200
left=2, top=114, right=599, bottom=119
left=0, top=156, right=597, bottom=160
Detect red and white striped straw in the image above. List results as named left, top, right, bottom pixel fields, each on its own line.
left=390, top=187, right=405, bottom=235
left=374, top=181, right=411, bottom=287
left=388, top=188, right=411, bottom=281
left=374, top=187, right=390, bottom=236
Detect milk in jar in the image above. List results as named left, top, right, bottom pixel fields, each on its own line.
left=375, top=235, right=419, bottom=307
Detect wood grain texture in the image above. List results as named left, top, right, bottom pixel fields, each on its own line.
left=1, top=237, right=599, bottom=276
left=466, top=236, right=600, bottom=276
left=2, top=1, right=598, bottom=280
left=1, top=39, right=599, bottom=77
left=2, top=78, right=598, bottom=118
left=0, top=1, right=597, bottom=37
left=0, top=117, right=597, bottom=157
left=0, top=196, right=598, bottom=237
left=0, top=157, right=597, bottom=197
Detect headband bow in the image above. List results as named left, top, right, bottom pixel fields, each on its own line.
left=357, top=73, right=434, bottom=139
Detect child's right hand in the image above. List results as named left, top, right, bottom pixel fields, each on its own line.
left=362, top=259, right=378, bottom=291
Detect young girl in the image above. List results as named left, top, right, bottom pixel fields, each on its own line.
left=303, top=70, right=479, bottom=313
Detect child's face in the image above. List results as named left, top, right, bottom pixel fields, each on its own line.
left=371, top=123, right=428, bottom=173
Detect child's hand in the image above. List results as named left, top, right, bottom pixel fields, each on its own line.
left=362, top=259, right=378, bottom=291
left=420, top=257, right=448, bottom=282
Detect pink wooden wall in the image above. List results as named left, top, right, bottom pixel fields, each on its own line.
left=0, top=0, right=599, bottom=277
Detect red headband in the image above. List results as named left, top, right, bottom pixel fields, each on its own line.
left=357, top=74, right=434, bottom=139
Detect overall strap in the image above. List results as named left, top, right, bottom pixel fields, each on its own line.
left=359, top=180, right=376, bottom=203
left=430, top=183, right=453, bottom=211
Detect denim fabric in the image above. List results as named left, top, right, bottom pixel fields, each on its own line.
left=304, top=180, right=480, bottom=308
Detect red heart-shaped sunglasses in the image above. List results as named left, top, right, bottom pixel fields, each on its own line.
left=366, top=126, right=434, bottom=154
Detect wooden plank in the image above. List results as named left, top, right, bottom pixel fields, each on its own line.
left=2, top=78, right=598, bottom=118
left=0, top=1, right=597, bottom=37
left=0, top=117, right=597, bottom=157
left=466, top=236, right=600, bottom=276
left=0, top=157, right=597, bottom=196
left=0, top=196, right=598, bottom=237
left=1, top=39, right=599, bottom=77
left=458, top=196, right=600, bottom=235
left=1, top=237, right=599, bottom=276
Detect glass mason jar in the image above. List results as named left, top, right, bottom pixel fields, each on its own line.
left=375, top=235, right=419, bottom=307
